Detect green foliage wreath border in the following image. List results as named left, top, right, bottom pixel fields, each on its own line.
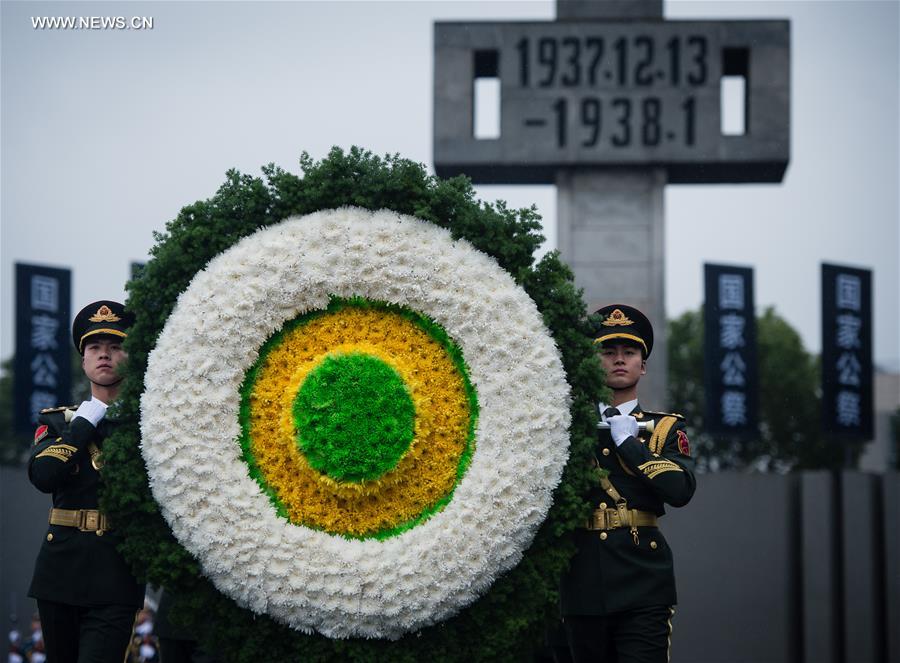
left=102, top=147, right=606, bottom=662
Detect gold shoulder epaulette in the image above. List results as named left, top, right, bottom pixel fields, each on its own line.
left=39, top=405, right=76, bottom=414
left=647, top=415, right=679, bottom=454
left=643, top=410, right=685, bottom=420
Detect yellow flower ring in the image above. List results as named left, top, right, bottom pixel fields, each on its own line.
left=140, top=207, right=571, bottom=639
left=242, top=301, right=477, bottom=539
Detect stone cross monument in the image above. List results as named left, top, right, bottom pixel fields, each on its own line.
left=433, top=0, right=790, bottom=406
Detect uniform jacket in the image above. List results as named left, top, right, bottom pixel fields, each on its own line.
left=28, top=405, right=145, bottom=608
left=560, top=404, right=696, bottom=616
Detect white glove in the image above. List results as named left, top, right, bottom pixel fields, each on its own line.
left=608, top=414, right=638, bottom=447
left=74, top=398, right=108, bottom=427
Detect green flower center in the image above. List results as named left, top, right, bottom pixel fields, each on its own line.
left=293, top=352, right=415, bottom=482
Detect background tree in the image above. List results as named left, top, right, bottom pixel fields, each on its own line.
left=667, top=306, right=860, bottom=472
left=0, top=352, right=90, bottom=466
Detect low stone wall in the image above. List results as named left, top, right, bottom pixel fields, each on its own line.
left=1, top=465, right=49, bottom=633
left=3, top=467, right=898, bottom=662
left=665, top=471, right=899, bottom=663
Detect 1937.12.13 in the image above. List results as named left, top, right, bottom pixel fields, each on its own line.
left=515, top=34, right=708, bottom=89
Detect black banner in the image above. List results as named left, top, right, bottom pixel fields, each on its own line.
left=821, top=264, right=873, bottom=439
left=14, top=264, right=72, bottom=433
left=703, top=264, right=758, bottom=436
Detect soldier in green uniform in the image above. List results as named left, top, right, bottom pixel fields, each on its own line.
left=28, top=300, right=145, bottom=663
left=561, top=304, right=696, bottom=663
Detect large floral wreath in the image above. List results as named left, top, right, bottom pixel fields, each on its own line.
left=102, top=148, right=605, bottom=661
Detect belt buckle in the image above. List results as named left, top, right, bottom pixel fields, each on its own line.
left=79, top=510, right=99, bottom=531
left=591, top=509, right=607, bottom=530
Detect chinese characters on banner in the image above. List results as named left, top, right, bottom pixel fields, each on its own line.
left=703, top=264, right=758, bottom=436
left=822, top=264, right=873, bottom=438
left=14, top=264, right=72, bottom=434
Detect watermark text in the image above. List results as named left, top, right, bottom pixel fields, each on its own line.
left=32, top=16, right=154, bottom=30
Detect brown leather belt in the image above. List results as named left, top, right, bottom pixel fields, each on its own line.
left=49, top=508, right=110, bottom=533
left=586, top=506, right=657, bottom=531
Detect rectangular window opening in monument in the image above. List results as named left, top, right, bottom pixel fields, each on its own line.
left=473, top=49, right=500, bottom=140
left=721, top=48, right=749, bottom=136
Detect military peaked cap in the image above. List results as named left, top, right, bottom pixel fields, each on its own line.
left=593, top=304, right=654, bottom=358
left=72, top=300, right=134, bottom=354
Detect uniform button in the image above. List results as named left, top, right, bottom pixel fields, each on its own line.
left=650, top=541, right=658, bottom=550
left=602, top=448, right=611, bottom=456
left=599, top=503, right=607, bottom=510
left=96, top=530, right=104, bottom=537
left=46, top=533, right=53, bottom=542
left=599, top=532, right=608, bottom=541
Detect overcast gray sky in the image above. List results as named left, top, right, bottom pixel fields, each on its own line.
left=2, top=1, right=898, bottom=369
